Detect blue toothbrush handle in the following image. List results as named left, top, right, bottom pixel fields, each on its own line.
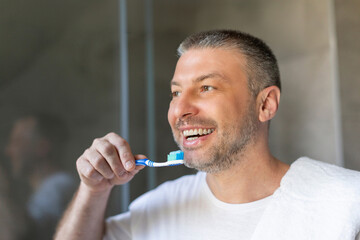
left=135, top=158, right=183, bottom=167
left=135, top=159, right=149, bottom=166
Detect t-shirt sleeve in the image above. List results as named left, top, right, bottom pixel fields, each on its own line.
left=103, top=211, right=132, bottom=240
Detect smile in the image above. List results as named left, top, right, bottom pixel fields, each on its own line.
left=183, top=128, right=215, bottom=141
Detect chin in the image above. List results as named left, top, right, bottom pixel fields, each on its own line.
left=183, top=156, right=211, bottom=172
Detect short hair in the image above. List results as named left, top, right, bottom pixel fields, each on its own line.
left=177, top=30, right=281, bottom=97
left=30, top=113, right=69, bottom=165
left=33, top=113, right=68, bottom=147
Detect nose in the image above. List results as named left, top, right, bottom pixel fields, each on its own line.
left=170, top=92, right=199, bottom=120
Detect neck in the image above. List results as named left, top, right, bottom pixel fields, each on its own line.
left=206, top=139, right=289, bottom=204
left=30, top=163, right=58, bottom=190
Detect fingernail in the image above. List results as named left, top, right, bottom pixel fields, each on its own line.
left=125, top=161, right=133, bottom=170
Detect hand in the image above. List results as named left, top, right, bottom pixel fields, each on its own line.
left=76, top=132, right=145, bottom=193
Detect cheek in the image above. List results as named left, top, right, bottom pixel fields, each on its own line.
left=207, top=98, right=236, bottom=118
left=212, top=100, right=243, bottom=126
left=167, top=104, right=175, bottom=128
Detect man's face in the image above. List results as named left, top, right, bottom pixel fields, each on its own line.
left=168, top=48, right=259, bottom=173
left=5, top=118, right=38, bottom=177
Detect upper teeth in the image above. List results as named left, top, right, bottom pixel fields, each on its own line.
left=183, top=128, right=214, bottom=137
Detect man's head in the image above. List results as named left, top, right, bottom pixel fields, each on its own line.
left=5, top=113, right=68, bottom=177
left=168, top=30, right=281, bottom=173
left=177, top=29, right=281, bottom=97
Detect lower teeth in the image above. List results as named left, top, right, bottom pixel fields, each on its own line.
left=187, top=136, right=199, bottom=141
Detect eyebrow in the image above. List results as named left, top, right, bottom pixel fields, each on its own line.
left=171, top=72, right=228, bottom=86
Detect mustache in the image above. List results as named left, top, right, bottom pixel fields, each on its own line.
left=175, top=116, right=217, bottom=129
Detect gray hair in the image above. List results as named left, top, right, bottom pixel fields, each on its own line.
left=177, top=30, right=281, bottom=97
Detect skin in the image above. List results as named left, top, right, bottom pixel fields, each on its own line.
left=168, top=48, right=289, bottom=203
left=55, top=133, right=145, bottom=240
left=5, top=117, right=60, bottom=190
left=55, top=47, right=289, bottom=239
left=5, top=118, right=39, bottom=178
left=169, top=47, right=259, bottom=174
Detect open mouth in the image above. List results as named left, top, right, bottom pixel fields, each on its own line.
left=183, top=128, right=215, bottom=141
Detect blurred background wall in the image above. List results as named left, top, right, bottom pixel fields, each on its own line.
left=0, top=0, right=359, bottom=239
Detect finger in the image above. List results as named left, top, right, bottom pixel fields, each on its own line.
left=77, top=156, right=103, bottom=183
left=84, top=148, right=114, bottom=179
left=135, top=165, right=145, bottom=171
left=110, top=166, right=142, bottom=185
left=134, top=154, right=146, bottom=170
left=110, top=154, right=145, bottom=184
left=105, top=133, right=135, bottom=172
left=135, top=154, right=147, bottom=160
left=95, top=138, right=124, bottom=177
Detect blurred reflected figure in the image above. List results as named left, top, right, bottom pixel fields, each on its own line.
left=0, top=166, right=25, bottom=240
left=5, top=113, right=77, bottom=240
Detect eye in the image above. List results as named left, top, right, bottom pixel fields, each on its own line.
left=171, top=91, right=181, bottom=98
left=201, top=85, right=215, bottom=92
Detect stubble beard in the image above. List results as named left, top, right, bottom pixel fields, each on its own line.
left=173, top=103, right=259, bottom=174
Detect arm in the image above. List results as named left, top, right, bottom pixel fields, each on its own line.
left=54, top=182, right=111, bottom=240
left=54, top=132, right=145, bottom=240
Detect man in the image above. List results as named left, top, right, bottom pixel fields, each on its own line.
left=0, top=166, right=25, bottom=240
left=55, top=30, right=360, bottom=240
left=5, top=113, right=77, bottom=240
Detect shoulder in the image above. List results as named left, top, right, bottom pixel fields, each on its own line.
left=36, top=172, right=77, bottom=198
left=48, top=172, right=76, bottom=184
left=280, top=157, right=360, bottom=201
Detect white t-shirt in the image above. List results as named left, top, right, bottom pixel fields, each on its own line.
left=105, top=158, right=360, bottom=240
left=28, top=172, right=77, bottom=223
left=105, top=172, right=272, bottom=240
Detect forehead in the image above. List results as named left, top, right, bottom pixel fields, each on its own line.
left=12, top=117, right=36, bottom=137
left=171, top=48, right=248, bottom=85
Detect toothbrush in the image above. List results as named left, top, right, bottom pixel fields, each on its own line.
left=135, top=150, right=184, bottom=167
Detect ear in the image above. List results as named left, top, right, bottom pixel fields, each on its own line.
left=257, top=86, right=280, bottom=123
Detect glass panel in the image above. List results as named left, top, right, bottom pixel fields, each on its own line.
left=0, top=1, right=119, bottom=239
